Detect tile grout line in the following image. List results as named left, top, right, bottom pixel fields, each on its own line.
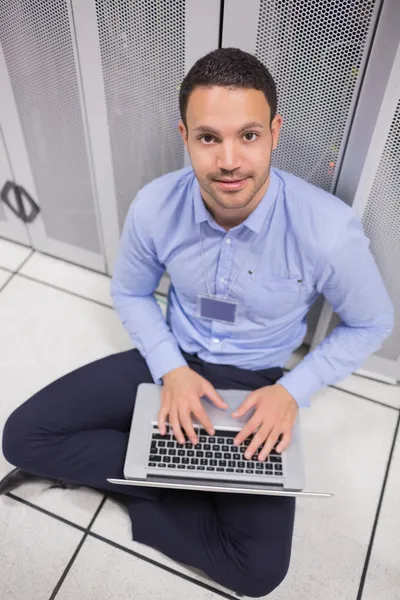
left=0, top=238, right=105, bottom=278
left=329, top=384, right=400, bottom=412
left=17, top=271, right=114, bottom=308
left=85, top=530, right=238, bottom=600
left=48, top=496, right=107, bottom=600
left=6, top=269, right=168, bottom=308
left=5, top=491, right=87, bottom=533
left=5, top=489, right=237, bottom=599
left=0, top=249, right=35, bottom=293
left=356, top=409, right=400, bottom=600
left=282, top=368, right=400, bottom=412
left=351, top=372, right=400, bottom=385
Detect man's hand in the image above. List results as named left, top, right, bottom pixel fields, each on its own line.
left=232, top=384, right=298, bottom=461
left=158, top=366, right=228, bottom=445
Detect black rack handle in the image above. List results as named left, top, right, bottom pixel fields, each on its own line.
left=0, top=180, right=40, bottom=223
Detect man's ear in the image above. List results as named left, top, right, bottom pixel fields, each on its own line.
left=178, top=119, right=188, bottom=148
left=271, top=114, right=283, bottom=151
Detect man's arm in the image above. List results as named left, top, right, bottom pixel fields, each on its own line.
left=110, top=196, right=188, bottom=383
left=278, top=213, right=395, bottom=407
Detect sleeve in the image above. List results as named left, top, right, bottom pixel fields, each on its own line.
left=110, top=196, right=188, bottom=383
left=278, top=213, right=395, bottom=407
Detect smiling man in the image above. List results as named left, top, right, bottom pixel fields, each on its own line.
left=2, top=48, right=394, bottom=597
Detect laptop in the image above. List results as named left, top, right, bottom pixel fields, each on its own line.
left=108, top=383, right=332, bottom=498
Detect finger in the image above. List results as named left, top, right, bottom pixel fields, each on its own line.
left=169, top=407, right=185, bottom=445
left=204, top=383, right=228, bottom=409
left=179, top=410, right=199, bottom=444
left=157, top=393, right=170, bottom=435
left=244, top=427, right=271, bottom=460
left=234, top=415, right=262, bottom=447
left=276, top=430, right=292, bottom=454
left=232, top=392, right=258, bottom=418
left=258, top=428, right=281, bottom=462
left=192, top=405, right=215, bottom=436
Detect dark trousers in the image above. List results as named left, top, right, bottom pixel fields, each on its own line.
left=2, top=349, right=295, bottom=598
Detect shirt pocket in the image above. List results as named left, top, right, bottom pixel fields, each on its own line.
left=244, top=274, right=305, bottom=319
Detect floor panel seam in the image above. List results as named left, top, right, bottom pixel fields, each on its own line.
left=5, top=491, right=91, bottom=533
left=329, top=385, right=399, bottom=412
left=16, top=272, right=113, bottom=308
left=0, top=249, right=35, bottom=292
left=4, top=490, right=237, bottom=599
left=48, top=496, right=107, bottom=600
left=356, top=410, right=400, bottom=600
left=86, top=530, right=238, bottom=600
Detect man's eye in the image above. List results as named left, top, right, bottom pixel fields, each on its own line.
left=200, top=135, right=214, bottom=144
left=199, top=133, right=258, bottom=143
left=243, top=132, right=258, bottom=141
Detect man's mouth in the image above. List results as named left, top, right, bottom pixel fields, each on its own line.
left=214, top=178, right=248, bottom=191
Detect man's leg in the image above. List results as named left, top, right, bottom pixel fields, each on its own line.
left=128, top=488, right=295, bottom=598
left=2, top=349, right=164, bottom=498
left=127, top=358, right=295, bottom=597
left=2, top=349, right=295, bottom=596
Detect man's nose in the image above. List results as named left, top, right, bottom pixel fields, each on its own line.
left=216, top=142, right=242, bottom=172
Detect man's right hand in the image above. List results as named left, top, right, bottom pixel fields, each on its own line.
left=158, top=366, right=228, bottom=445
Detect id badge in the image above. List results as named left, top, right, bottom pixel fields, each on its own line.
left=196, top=294, right=239, bottom=324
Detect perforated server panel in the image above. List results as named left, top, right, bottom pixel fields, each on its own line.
left=361, top=100, right=400, bottom=361
left=0, top=1, right=102, bottom=254
left=254, top=0, right=378, bottom=191
left=94, top=0, right=186, bottom=232
left=223, top=0, right=380, bottom=193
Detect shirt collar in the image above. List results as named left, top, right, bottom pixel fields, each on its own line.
left=193, top=168, right=280, bottom=233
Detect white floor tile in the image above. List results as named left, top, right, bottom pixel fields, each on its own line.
left=20, top=252, right=113, bottom=306
left=19, top=251, right=169, bottom=316
left=57, top=536, right=222, bottom=600
left=267, top=388, right=397, bottom=600
left=93, top=388, right=397, bottom=600
left=0, top=275, right=132, bottom=519
left=0, top=238, right=31, bottom=271
left=333, top=374, right=400, bottom=410
left=362, top=426, right=400, bottom=600
left=284, top=345, right=400, bottom=409
left=0, top=495, right=83, bottom=600
left=12, top=482, right=105, bottom=528
left=0, top=267, right=12, bottom=288
left=91, top=498, right=235, bottom=597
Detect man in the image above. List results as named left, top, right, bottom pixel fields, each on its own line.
left=1, top=48, right=394, bottom=597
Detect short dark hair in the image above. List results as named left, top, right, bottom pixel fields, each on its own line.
left=179, top=47, right=277, bottom=130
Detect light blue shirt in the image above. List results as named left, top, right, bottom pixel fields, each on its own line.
left=111, top=166, right=394, bottom=407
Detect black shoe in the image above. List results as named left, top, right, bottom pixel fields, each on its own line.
left=0, top=467, right=81, bottom=495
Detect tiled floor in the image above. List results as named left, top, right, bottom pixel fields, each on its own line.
left=1, top=238, right=399, bottom=600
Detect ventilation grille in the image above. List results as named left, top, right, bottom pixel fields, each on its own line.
left=362, top=100, right=400, bottom=361
left=94, top=0, right=185, bottom=231
left=255, top=0, right=377, bottom=192
left=0, top=127, right=12, bottom=221
left=0, top=1, right=101, bottom=252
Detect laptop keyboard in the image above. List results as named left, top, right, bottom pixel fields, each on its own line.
left=147, top=425, right=283, bottom=477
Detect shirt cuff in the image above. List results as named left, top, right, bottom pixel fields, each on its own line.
left=145, top=339, right=189, bottom=384
left=277, top=363, right=323, bottom=408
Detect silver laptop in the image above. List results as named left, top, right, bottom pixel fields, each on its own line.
left=108, top=383, right=332, bottom=498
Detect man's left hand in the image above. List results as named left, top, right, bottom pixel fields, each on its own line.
left=232, top=384, right=298, bottom=461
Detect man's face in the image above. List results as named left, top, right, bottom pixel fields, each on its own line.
left=179, top=86, right=282, bottom=218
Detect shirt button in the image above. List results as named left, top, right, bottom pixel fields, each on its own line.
left=212, top=338, right=220, bottom=344
left=225, top=238, right=231, bottom=245
left=220, top=277, right=225, bottom=283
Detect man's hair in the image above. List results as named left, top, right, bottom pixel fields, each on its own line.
left=179, top=47, right=277, bottom=130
